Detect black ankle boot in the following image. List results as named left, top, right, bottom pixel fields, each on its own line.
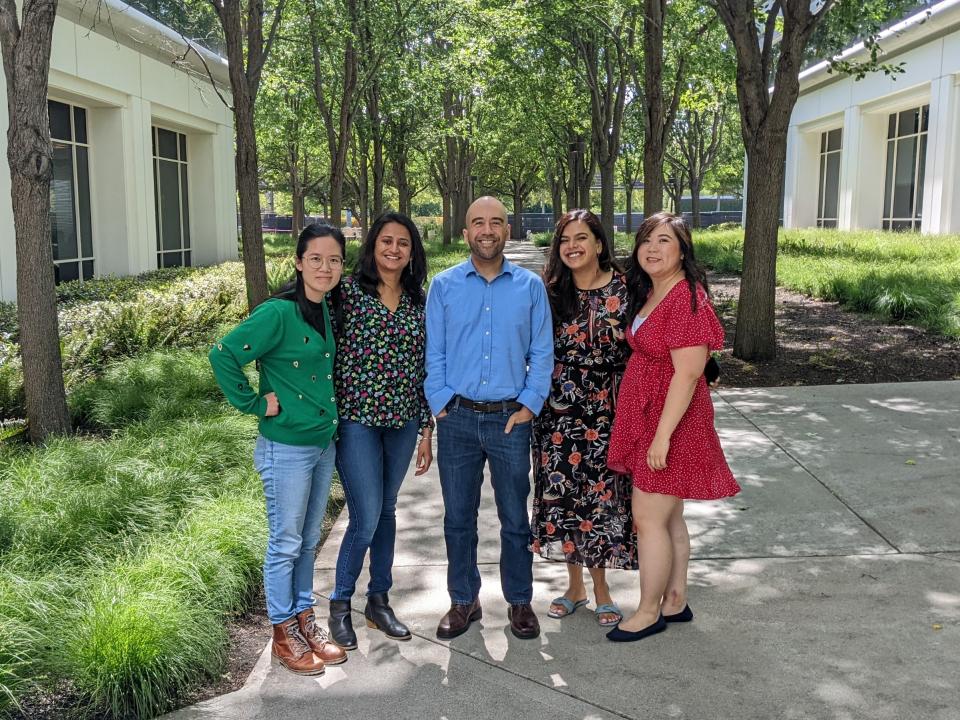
left=328, top=599, right=358, bottom=650
left=364, top=592, right=411, bottom=641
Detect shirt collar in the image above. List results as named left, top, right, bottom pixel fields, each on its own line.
left=464, top=256, right=515, bottom=279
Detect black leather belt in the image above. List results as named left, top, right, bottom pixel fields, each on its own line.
left=450, top=396, right=522, bottom=413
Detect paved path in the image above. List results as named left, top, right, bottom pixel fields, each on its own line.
left=168, top=242, right=960, bottom=720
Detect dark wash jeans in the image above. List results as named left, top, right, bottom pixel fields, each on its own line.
left=436, top=403, right=533, bottom=606
left=330, top=417, right=419, bottom=600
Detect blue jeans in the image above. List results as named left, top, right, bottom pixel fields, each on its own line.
left=436, top=404, right=533, bottom=605
left=254, top=435, right=336, bottom=624
left=330, top=418, right=419, bottom=601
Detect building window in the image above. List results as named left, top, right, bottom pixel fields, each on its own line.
left=817, top=128, right=842, bottom=228
left=152, top=127, right=191, bottom=267
left=882, top=105, right=928, bottom=231
left=49, top=100, right=94, bottom=284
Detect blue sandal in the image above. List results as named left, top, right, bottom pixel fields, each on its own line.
left=595, top=603, right=623, bottom=626
left=547, top=596, right=588, bottom=619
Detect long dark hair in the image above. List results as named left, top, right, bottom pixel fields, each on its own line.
left=542, top=209, right=621, bottom=323
left=273, top=223, right=346, bottom=338
left=625, top=211, right=709, bottom=321
left=355, top=212, right=427, bottom=306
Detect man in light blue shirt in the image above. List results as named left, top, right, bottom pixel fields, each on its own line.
left=425, top=196, right=553, bottom=641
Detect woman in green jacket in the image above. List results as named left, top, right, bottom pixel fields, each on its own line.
left=209, top=224, right=348, bottom=676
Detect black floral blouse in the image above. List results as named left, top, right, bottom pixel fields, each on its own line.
left=334, top=275, right=432, bottom=432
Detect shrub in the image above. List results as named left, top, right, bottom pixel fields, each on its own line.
left=267, top=256, right=296, bottom=294
left=0, top=340, right=24, bottom=420
left=532, top=232, right=552, bottom=247
left=0, top=263, right=249, bottom=419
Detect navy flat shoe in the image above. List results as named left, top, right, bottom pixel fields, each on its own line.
left=606, top=614, right=667, bottom=642
left=663, top=605, right=693, bottom=623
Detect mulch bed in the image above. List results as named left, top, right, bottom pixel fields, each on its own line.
left=708, top=272, right=960, bottom=387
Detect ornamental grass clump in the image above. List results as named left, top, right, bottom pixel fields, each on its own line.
left=66, top=489, right=266, bottom=719
left=0, top=350, right=265, bottom=717
left=69, top=349, right=224, bottom=429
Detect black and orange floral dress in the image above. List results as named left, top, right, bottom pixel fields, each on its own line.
left=530, top=272, right=638, bottom=570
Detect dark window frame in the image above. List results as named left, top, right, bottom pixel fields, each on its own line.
left=48, top=99, right=95, bottom=285
left=816, top=128, right=842, bottom=229
left=882, top=105, right=929, bottom=231
left=152, top=126, right=191, bottom=268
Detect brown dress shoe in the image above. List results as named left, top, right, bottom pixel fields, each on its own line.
left=272, top=617, right=325, bottom=675
left=436, top=597, right=482, bottom=639
left=508, top=603, right=540, bottom=639
left=297, top=608, right=348, bottom=666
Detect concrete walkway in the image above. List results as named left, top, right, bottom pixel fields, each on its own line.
left=168, top=242, right=960, bottom=720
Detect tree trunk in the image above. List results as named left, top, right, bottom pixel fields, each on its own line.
left=566, top=140, right=580, bottom=211
left=579, top=150, right=594, bottom=210
left=395, top=159, right=411, bottom=216
left=512, top=185, right=524, bottom=239
left=550, top=165, right=564, bottom=224
left=734, top=133, right=786, bottom=361
left=233, top=94, right=269, bottom=307
left=288, top=146, right=304, bottom=238
left=599, top=159, right=616, bottom=240
left=642, top=0, right=667, bottom=217
left=358, top=149, right=369, bottom=235
left=442, top=191, right=451, bottom=245
left=625, top=185, right=634, bottom=234
left=217, top=0, right=276, bottom=309
left=689, top=176, right=702, bottom=228
left=2, top=0, right=72, bottom=440
left=452, top=187, right=468, bottom=239
left=367, top=82, right=384, bottom=220
left=292, top=191, right=305, bottom=238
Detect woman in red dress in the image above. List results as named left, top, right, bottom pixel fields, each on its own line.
left=606, top=212, right=740, bottom=642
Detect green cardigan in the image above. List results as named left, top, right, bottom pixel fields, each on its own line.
left=209, top=297, right=338, bottom=447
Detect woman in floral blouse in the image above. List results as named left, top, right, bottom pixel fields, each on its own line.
left=531, top=209, right=638, bottom=628
left=327, top=212, right=434, bottom=650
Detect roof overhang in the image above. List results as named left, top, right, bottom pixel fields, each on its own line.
left=798, top=0, right=960, bottom=94
left=57, top=0, right=231, bottom=89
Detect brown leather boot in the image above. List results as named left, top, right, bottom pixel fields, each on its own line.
left=272, top=617, right=325, bottom=675
left=297, top=608, right=348, bottom=665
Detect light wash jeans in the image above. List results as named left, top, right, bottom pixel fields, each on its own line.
left=254, top=435, right=336, bottom=624
left=330, top=417, right=419, bottom=601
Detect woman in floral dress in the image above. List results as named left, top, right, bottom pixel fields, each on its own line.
left=531, top=209, right=637, bottom=627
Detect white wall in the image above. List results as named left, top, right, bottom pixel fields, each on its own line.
left=782, top=18, right=960, bottom=234
left=0, top=1, right=237, bottom=302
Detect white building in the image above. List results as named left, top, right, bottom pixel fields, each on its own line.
left=782, top=0, right=960, bottom=233
left=0, top=0, right=237, bottom=302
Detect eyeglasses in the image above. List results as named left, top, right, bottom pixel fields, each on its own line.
left=303, top=255, right=344, bottom=270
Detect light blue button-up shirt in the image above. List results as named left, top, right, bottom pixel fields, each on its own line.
left=425, top=257, right=553, bottom=416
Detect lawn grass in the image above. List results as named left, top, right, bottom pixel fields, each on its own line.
left=611, top=227, right=960, bottom=337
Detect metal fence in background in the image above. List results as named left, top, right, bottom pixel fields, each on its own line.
left=508, top=211, right=744, bottom=235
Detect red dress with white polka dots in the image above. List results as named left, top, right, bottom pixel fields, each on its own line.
left=607, top=280, right=740, bottom=500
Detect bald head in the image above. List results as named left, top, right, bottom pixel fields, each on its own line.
left=463, top=195, right=510, bottom=266
left=466, top=196, right=508, bottom=225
